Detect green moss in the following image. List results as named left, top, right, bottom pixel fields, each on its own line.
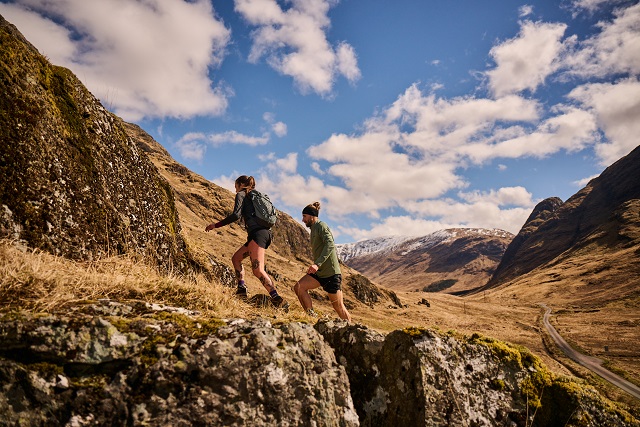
left=140, top=334, right=168, bottom=367
left=489, top=378, right=506, bottom=391
left=469, top=333, right=544, bottom=372
left=29, top=362, right=63, bottom=376
left=402, top=326, right=429, bottom=337
left=70, top=374, right=109, bottom=390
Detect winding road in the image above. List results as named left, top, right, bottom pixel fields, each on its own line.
left=540, top=304, right=640, bottom=400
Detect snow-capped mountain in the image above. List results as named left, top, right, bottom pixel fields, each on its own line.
left=336, top=228, right=514, bottom=294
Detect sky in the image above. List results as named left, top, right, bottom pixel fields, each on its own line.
left=1, top=0, right=639, bottom=243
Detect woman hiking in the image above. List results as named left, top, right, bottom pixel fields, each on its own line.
left=205, top=175, right=288, bottom=310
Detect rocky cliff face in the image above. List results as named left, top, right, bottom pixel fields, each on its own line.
left=338, top=229, right=514, bottom=294
left=0, top=302, right=635, bottom=426
left=484, top=144, right=640, bottom=296
left=0, top=16, right=194, bottom=272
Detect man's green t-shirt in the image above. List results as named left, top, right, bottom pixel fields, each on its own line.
left=310, top=220, right=341, bottom=278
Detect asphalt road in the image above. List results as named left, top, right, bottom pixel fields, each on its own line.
left=540, top=304, right=640, bottom=400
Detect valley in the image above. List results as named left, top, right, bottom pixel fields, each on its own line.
left=1, top=14, right=639, bottom=423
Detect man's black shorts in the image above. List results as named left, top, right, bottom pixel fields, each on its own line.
left=245, top=228, right=272, bottom=249
left=309, top=273, right=342, bottom=294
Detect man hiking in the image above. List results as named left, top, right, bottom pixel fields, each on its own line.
left=294, top=202, right=351, bottom=321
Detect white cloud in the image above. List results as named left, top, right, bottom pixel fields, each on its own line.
left=460, top=106, right=599, bottom=163
left=519, top=5, right=534, bottom=17
left=403, top=198, right=532, bottom=234
left=266, top=152, right=298, bottom=174
left=571, top=0, right=629, bottom=14
left=564, top=3, right=640, bottom=78
left=263, top=112, right=288, bottom=137
left=206, top=131, right=270, bottom=146
left=568, top=78, right=640, bottom=165
left=458, top=187, right=535, bottom=207
left=175, top=130, right=270, bottom=161
left=311, top=162, right=325, bottom=175
left=0, top=4, right=76, bottom=60
left=234, top=0, right=361, bottom=96
left=272, top=121, right=288, bottom=137
left=0, top=0, right=231, bottom=121
left=574, top=174, right=599, bottom=187
left=338, top=216, right=457, bottom=241
left=175, top=138, right=207, bottom=162
left=487, top=21, right=567, bottom=97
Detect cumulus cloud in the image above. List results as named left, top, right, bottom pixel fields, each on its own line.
left=458, top=187, right=535, bottom=207
left=571, top=0, right=630, bottom=14
left=0, top=0, right=231, bottom=121
left=176, top=131, right=269, bottom=160
left=487, top=21, right=567, bottom=97
left=263, top=112, right=288, bottom=137
left=272, top=121, right=288, bottom=137
left=519, top=5, right=534, bottom=17
left=234, top=0, right=361, bottom=96
left=568, top=78, right=640, bottom=165
left=564, top=3, right=640, bottom=78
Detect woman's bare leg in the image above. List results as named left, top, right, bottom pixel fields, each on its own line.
left=247, top=240, right=275, bottom=293
left=231, top=245, right=250, bottom=284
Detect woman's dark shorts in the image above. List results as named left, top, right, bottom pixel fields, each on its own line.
left=245, top=228, right=272, bottom=250
left=309, top=273, right=342, bottom=294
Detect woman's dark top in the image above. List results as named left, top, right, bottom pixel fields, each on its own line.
left=216, top=190, right=263, bottom=233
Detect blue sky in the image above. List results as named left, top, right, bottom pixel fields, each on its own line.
left=1, top=0, right=639, bottom=243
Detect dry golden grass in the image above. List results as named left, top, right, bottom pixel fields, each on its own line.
left=2, top=238, right=639, bottom=413
left=0, top=240, right=309, bottom=322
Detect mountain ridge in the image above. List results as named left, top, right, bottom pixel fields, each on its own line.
left=337, top=228, right=514, bottom=294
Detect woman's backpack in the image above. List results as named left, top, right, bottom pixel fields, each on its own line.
left=248, top=190, right=278, bottom=228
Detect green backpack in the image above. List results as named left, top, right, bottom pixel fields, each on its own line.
left=248, top=190, right=278, bottom=228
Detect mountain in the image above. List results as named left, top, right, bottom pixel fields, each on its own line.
left=480, top=144, right=640, bottom=306
left=337, top=228, right=514, bottom=294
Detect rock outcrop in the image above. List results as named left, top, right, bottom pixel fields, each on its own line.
left=0, top=302, right=636, bottom=427
left=0, top=15, right=194, bottom=272
left=316, top=320, right=637, bottom=427
left=0, top=302, right=359, bottom=426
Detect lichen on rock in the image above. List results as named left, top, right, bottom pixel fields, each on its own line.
left=0, top=15, right=197, bottom=274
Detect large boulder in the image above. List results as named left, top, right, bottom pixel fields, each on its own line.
left=315, top=320, right=638, bottom=427
left=0, top=15, right=194, bottom=272
left=0, top=302, right=358, bottom=426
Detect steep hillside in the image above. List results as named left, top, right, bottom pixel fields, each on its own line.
left=470, top=145, right=640, bottom=391
left=337, top=228, right=514, bottom=294
left=0, top=13, right=399, bottom=313
left=481, top=144, right=640, bottom=306
left=0, top=15, right=194, bottom=273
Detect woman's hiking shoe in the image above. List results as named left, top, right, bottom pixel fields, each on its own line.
left=271, top=295, right=289, bottom=311
left=235, top=287, right=248, bottom=301
left=306, top=308, right=318, bottom=318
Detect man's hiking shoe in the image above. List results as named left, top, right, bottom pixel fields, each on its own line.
left=271, top=295, right=289, bottom=311
left=235, top=287, right=248, bottom=301
left=306, top=308, right=318, bottom=318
